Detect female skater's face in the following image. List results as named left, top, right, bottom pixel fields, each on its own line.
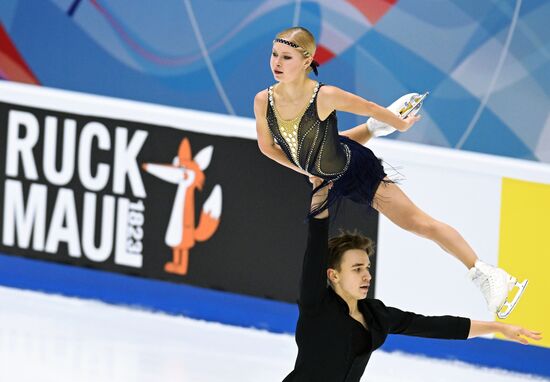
left=270, top=42, right=309, bottom=82
left=328, top=249, right=372, bottom=301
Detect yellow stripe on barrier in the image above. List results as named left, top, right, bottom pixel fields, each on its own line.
left=497, top=178, right=550, bottom=347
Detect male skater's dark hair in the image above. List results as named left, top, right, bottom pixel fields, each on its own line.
left=327, top=231, right=374, bottom=270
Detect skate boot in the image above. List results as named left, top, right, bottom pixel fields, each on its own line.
left=366, top=92, right=429, bottom=137
left=468, top=260, right=528, bottom=319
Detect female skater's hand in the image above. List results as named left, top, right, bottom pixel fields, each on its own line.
left=401, top=114, right=422, bottom=132
left=499, top=323, right=542, bottom=345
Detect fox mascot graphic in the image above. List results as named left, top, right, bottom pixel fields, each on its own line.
left=142, top=138, right=222, bottom=275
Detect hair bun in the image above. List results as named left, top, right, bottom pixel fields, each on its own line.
left=310, top=60, right=319, bottom=76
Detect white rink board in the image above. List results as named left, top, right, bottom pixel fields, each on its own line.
left=1, top=81, right=550, bottom=325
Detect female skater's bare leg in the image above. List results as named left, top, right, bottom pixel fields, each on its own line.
left=372, top=180, right=527, bottom=318
left=372, top=181, right=477, bottom=268
left=339, top=123, right=371, bottom=146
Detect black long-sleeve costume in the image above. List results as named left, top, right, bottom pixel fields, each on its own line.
left=283, top=218, right=471, bottom=382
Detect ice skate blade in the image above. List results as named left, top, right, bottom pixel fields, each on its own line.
left=496, top=279, right=528, bottom=319
left=400, top=92, right=429, bottom=119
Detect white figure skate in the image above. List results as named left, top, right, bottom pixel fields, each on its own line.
left=366, top=92, right=429, bottom=137
left=468, top=260, right=528, bottom=319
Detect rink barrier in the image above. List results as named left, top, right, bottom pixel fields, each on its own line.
left=1, top=252, right=549, bottom=378
left=0, top=253, right=297, bottom=333
left=1, top=83, right=550, bottom=377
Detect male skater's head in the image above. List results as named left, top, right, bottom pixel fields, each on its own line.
left=327, top=232, right=373, bottom=301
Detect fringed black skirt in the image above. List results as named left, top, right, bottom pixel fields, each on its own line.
left=308, top=135, right=392, bottom=218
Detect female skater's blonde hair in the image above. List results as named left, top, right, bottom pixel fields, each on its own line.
left=275, top=27, right=317, bottom=73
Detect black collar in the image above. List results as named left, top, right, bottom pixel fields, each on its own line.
left=327, top=287, right=375, bottom=328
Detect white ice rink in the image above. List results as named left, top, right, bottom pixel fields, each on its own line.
left=0, top=286, right=546, bottom=382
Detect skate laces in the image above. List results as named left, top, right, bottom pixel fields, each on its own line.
left=469, top=261, right=526, bottom=318
left=468, top=261, right=507, bottom=311
left=469, top=267, right=494, bottom=303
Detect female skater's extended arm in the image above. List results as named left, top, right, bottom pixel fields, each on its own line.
left=318, top=85, right=420, bottom=133
left=254, top=91, right=311, bottom=176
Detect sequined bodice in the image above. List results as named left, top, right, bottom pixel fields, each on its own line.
left=267, top=82, right=350, bottom=179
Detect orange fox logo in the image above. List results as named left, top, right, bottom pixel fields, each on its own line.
left=142, top=138, right=222, bottom=275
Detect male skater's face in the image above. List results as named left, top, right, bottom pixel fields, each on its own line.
left=271, top=43, right=308, bottom=81
left=329, top=249, right=371, bottom=301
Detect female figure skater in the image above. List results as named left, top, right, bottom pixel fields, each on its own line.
left=253, top=26, right=527, bottom=318
left=282, top=178, right=541, bottom=381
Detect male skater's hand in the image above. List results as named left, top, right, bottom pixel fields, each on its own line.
left=498, top=323, right=542, bottom=345
left=309, top=176, right=323, bottom=188
left=308, top=176, right=333, bottom=190
left=309, top=176, right=332, bottom=219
